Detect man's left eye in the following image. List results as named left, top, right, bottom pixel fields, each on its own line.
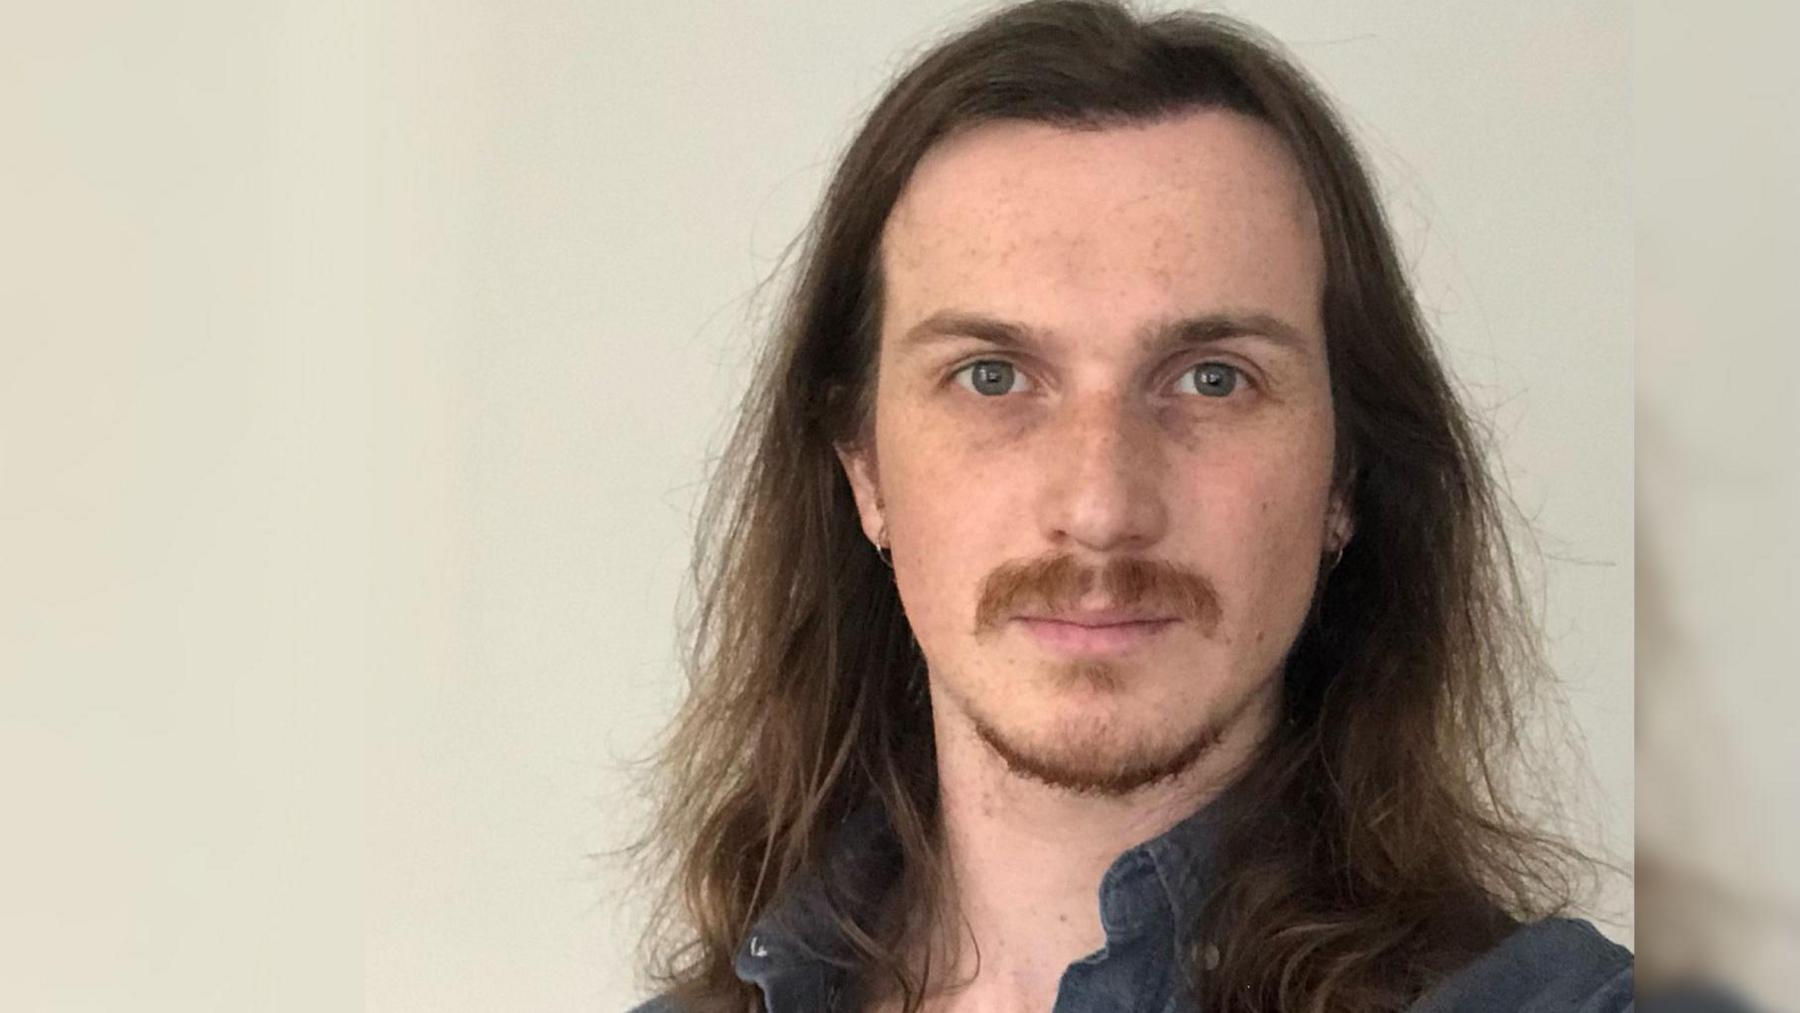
left=1174, top=362, right=1242, bottom=398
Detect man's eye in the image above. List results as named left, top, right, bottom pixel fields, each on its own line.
left=955, top=359, right=1032, bottom=397
left=1174, top=362, right=1242, bottom=398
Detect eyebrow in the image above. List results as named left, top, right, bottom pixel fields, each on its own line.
left=898, top=309, right=1312, bottom=358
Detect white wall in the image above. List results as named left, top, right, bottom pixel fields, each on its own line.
left=0, top=2, right=1633, bottom=1009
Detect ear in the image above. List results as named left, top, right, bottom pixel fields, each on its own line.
left=834, top=439, right=886, bottom=547
left=1325, top=483, right=1355, bottom=553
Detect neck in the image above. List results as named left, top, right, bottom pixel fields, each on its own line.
left=888, top=689, right=1274, bottom=1011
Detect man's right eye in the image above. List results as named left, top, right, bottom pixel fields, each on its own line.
left=954, top=360, right=1033, bottom=397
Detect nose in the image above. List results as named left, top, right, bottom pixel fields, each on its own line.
left=1035, top=392, right=1169, bottom=553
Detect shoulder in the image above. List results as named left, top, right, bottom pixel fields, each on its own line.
left=1411, top=917, right=1633, bottom=1012
left=623, top=996, right=685, bottom=1013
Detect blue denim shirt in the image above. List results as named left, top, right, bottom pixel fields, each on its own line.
left=632, top=802, right=1633, bottom=1012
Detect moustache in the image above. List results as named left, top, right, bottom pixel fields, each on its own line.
left=972, top=554, right=1221, bottom=636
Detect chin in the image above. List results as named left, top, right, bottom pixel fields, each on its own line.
left=969, top=702, right=1222, bottom=797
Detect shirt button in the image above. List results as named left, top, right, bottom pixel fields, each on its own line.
left=1203, top=943, right=1221, bottom=971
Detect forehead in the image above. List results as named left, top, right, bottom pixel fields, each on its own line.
left=880, top=109, right=1324, bottom=344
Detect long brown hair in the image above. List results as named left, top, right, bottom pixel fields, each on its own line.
left=633, top=2, right=1584, bottom=1009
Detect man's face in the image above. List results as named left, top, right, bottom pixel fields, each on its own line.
left=839, top=109, right=1347, bottom=795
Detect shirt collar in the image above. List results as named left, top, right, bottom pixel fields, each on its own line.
left=734, top=797, right=1227, bottom=984
left=1107, top=798, right=1225, bottom=950
left=733, top=802, right=898, bottom=984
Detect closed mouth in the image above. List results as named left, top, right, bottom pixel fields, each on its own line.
left=1012, top=614, right=1179, bottom=655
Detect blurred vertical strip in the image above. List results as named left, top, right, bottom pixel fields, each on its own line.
left=1636, top=1, right=1800, bottom=1009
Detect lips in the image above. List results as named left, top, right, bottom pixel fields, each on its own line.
left=1012, top=609, right=1179, bottom=656
left=1018, top=607, right=1175, bottom=626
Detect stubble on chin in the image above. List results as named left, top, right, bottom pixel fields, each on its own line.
left=937, top=653, right=1284, bottom=798
left=972, top=701, right=1224, bottom=795
left=964, top=678, right=1226, bottom=797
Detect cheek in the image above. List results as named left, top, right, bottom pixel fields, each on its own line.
left=877, top=414, right=1027, bottom=641
left=1184, top=433, right=1334, bottom=631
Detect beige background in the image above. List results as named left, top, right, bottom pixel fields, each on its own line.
left=1634, top=2, right=1800, bottom=1005
left=2, top=1, right=1643, bottom=1009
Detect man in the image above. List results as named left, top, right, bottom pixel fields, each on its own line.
left=631, top=2, right=1629, bottom=1010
